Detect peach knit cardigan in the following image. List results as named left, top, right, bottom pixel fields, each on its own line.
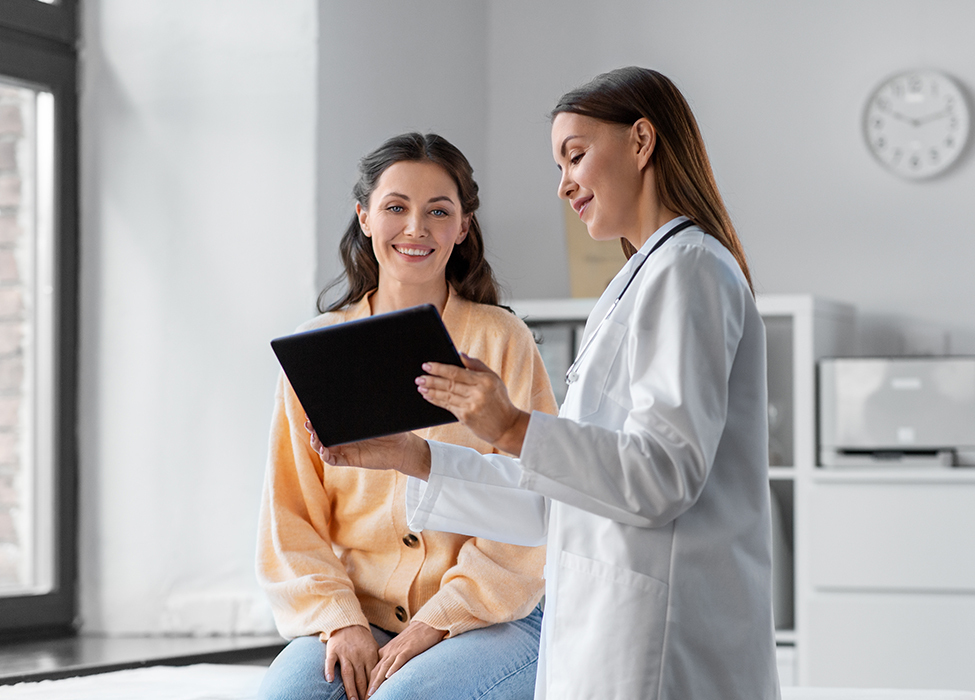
left=257, top=288, right=558, bottom=641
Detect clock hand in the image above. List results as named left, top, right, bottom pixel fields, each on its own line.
left=881, top=107, right=916, bottom=125
left=915, top=108, right=951, bottom=126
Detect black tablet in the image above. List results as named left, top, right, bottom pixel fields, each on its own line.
left=270, top=304, right=463, bottom=447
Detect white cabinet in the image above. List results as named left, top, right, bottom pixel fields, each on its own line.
left=805, top=471, right=975, bottom=690
left=510, top=294, right=856, bottom=686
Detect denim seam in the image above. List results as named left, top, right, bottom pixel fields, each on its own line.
left=472, top=654, right=537, bottom=700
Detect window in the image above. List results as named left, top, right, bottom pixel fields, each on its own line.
left=0, top=0, right=78, bottom=637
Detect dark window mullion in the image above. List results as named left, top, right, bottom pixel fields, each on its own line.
left=0, top=0, right=76, bottom=48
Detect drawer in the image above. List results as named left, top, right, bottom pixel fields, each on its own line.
left=806, top=591, right=975, bottom=689
left=809, top=481, right=975, bottom=591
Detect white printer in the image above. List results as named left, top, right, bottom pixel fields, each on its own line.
left=818, top=357, right=975, bottom=467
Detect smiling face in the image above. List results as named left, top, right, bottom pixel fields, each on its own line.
left=551, top=112, right=653, bottom=245
left=357, top=160, right=470, bottom=309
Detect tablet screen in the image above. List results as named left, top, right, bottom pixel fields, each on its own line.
left=271, top=304, right=463, bottom=446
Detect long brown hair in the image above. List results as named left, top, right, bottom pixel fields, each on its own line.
left=318, top=132, right=502, bottom=312
left=552, top=67, right=754, bottom=293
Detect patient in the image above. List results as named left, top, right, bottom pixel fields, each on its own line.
left=256, top=132, right=556, bottom=700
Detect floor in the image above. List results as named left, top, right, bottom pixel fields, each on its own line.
left=0, top=634, right=285, bottom=685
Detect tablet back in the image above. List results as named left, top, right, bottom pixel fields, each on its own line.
left=271, top=304, right=462, bottom=447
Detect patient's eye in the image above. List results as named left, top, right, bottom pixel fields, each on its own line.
left=387, top=205, right=404, bottom=213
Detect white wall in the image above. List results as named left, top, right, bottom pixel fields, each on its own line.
left=316, top=0, right=975, bottom=352
left=476, top=0, right=975, bottom=354
left=79, top=0, right=317, bottom=634
left=315, top=0, right=488, bottom=297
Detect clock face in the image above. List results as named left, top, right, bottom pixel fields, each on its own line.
left=863, top=70, right=970, bottom=179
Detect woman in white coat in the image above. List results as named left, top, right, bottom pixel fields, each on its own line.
left=314, top=67, right=780, bottom=700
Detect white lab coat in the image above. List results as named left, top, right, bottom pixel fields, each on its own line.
left=407, top=219, right=780, bottom=700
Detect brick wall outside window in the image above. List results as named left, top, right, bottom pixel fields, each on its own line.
left=0, top=84, right=30, bottom=589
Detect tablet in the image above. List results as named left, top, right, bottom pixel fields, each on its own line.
left=270, top=304, right=463, bottom=447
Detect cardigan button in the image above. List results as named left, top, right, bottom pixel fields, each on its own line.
left=402, top=534, right=419, bottom=548
left=395, top=606, right=408, bottom=622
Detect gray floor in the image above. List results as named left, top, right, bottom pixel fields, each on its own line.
left=0, top=633, right=285, bottom=685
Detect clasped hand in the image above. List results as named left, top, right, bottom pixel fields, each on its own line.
left=325, top=621, right=447, bottom=700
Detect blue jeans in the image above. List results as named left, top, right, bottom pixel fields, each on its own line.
left=257, top=604, right=542, bottom=700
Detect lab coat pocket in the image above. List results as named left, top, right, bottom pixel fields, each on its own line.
left=571, top=319, right=627, bottom=420
left=550, top=550, right=668, bottom=699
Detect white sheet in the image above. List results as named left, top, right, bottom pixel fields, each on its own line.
left=3, top=664, right=974, bottom=700
left=784, top=689, right=975, bottom=700
left=0, top=664, right=267, bottom=700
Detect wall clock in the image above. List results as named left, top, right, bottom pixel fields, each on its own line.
left=863, top=69, right=970, bottom=179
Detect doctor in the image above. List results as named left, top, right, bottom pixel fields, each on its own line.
left=315, top=67, right=780, bottom=699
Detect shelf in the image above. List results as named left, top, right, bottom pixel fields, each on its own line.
left=775, top=629, right=797, bottom=645
left=768, top=467, right=797, bottom=480
left=812, top=467, right=975, bottom=485
left=508, top=297, right=597, bottom=321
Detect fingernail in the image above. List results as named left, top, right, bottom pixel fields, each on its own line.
left=417, top=386, right=428, bottom=394
left=325, top=673, right=332, bottom=682
left=415, top=377, right=425, bottom=385
left=421, top=363, right=431, bottom=371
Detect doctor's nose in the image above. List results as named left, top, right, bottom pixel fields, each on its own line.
left=558, top=171, right=575, bottom=200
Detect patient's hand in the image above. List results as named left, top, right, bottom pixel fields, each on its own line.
left=305, top=418, right=432, bottom=481
left=325, top=624, right=379, bottom=700
left=368, top=621, right=447, bottom=697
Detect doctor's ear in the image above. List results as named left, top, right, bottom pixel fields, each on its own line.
left=632, top=118, right=657, bottom=169
left=356, top=202, right=371, bottom=237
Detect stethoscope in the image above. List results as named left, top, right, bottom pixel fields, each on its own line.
left=565, top=218, right=696, bottom=385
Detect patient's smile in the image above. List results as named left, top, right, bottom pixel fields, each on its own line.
left=394, top=245, right=433, bottom=257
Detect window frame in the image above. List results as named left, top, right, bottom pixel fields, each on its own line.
left=0, top=0, right=79, bottom=638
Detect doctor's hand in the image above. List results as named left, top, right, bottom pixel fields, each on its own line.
left=304, top=419, right=432, bottom=481
left=416, top=354, right=530, bottom=456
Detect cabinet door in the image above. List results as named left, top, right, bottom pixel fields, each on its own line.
left=806, top=480, right=975, bottom=689
left=807, top=591, right=975, bottom=689
left=809, top=481, right=975, bottom=591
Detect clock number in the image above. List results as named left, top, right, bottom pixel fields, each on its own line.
left=930, top=148, right=940, bottom=162
left=875, top=137, right=886, bottom=150
left=876, top=97, right=889, bottom=112
left=891, top=148, right=903, bottom=164
left=946, top=135, right=955, bottom=148
left=908, top=75, right=923, bottom=93
left=910, top=154, right=921, bottom=169
left=872, top=117, right=883, bottom=130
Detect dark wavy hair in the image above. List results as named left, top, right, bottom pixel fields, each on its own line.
left=552, top=67, right=754, bottom=293
left=318, top=132, right=502, bottom=313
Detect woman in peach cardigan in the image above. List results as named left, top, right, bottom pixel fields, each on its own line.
left=257, top=133, right=556, bottom=700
